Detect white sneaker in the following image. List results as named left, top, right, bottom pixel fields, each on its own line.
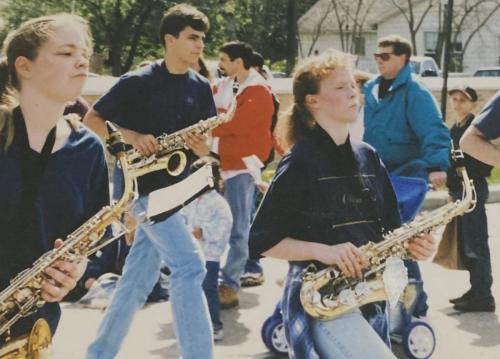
left=213, top=328, right=224, bottom=342
left=240, top=272, right=265, bottom=287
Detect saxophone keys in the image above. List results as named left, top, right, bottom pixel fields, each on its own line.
left=354, top=282, right=373, bottom=297
left=322, top=296, right=339, bottom=309
left=338, top=288, right=357, bottom=306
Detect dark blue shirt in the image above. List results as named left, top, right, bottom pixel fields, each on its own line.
left=249, top=126, right=401, bottom=261
left=0, top=118, right=109, bottom=337
left=447, top=114, right=492, bottom=193
left=473, top=90, right=500, bottom=140
left=94, top=61, right=216, bottom=196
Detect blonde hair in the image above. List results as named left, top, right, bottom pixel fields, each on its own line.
left=277, top=52, right=353, bottom=150
left=0, top=13, right=92, bottom=152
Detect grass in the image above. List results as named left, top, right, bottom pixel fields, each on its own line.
left=487, top=167, right=500, bottom=184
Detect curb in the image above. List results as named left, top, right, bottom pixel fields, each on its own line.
left=422, top=183, right=500, bottom=210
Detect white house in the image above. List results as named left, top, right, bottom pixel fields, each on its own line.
left=299, top=0, right=500, bottom=74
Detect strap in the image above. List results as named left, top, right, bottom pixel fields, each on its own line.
left=12, top=107, right=58, bottom=256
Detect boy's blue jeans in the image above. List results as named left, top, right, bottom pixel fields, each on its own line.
left=87, top=196, right=213, bottom=359
left=220, top=173, right=255, bottom=291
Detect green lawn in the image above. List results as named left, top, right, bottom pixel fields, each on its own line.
left=488, top=167, right=500, bottom=184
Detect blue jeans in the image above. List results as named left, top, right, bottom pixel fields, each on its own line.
left=312, top=309, right=396, bottom=359
left=203, top=261, right=222, bottom=331
left=244, top=258, right=263, bottom=274
left=220, top=173, right=255, bottom=291
left=244, top=184, right=264, bottom=275
left=87, top=196, right=213, bottom=359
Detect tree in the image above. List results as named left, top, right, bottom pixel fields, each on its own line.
left=300, top=0, right=335, bottom=57
left=0, top=0, right=315, bottom=74
left=76, top=0, right=172, bottom=75
left=0, top=0, right=171, bottom=75
left=334, top=0, right=376, bottom=55
left=451, top=0, right=500, bottom=70
left=286, top=0, right=298, bottom=74
left=391, top=0, right=435, bottom=55
left=298, top=0, right=376, bottom=58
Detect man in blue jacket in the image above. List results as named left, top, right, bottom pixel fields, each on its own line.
left=364, top=35, right=450, bottom=185
left=363, top=35, right=451, bottom=319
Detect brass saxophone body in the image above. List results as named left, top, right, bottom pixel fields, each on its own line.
left=0, top=123, right=135, bottom=358
left=125, top=94, right=237, bottom=177
left=300, top=152, right=476, bottom=321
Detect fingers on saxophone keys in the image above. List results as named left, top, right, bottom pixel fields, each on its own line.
left=145, top=135, right=159, bottom=155
left=409, top=233, right=436, bottom=260
left=44, top=263, right=77, bottom=290
left=52, top=260, right=79, bottom=279
left=340, top=246, right=364, bottom=278
left=40, top=283, right=62, bottom=302
left=136, top=135, right=158, bottom=156
left=348, top=246, right=367, bottom=278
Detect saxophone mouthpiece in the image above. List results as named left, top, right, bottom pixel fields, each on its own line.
left=105, top=121, right=128, bottom=155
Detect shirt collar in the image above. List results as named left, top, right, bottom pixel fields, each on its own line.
left=310, top=125, right=353, bottom=160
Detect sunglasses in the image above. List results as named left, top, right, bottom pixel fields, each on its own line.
left=373, top=52, right=395, bottom=61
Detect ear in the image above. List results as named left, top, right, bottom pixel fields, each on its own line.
left=305, top=94, right=319, bottom=110
left=14, top=56, right=33, bottom=81
left=234, top=57, right=244, bottom=69
left=164, top=33, right=176, bottom=47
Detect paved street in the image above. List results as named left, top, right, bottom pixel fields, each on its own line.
left=52, top=202, right=500, bottom=359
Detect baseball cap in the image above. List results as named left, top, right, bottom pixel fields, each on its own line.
left=448, top=85, right=478, bottom=102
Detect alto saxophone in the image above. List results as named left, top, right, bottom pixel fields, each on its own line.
left=125, top=87, right=238, bottom=177
left=0, top=123, right=136, bottom=359
left=300, top=150, right=476, bottom=321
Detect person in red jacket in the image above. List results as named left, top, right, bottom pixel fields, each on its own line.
left=212, top=41, right=274, bottom=308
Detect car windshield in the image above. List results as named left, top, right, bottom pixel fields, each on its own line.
left=410, top=61, right=421, bottom=74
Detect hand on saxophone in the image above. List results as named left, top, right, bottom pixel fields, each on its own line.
left=428, top=171, right=447, bottom=189
left=41, top=239, right=88, bottom=302
left=183, top=132, right=210, bottom=157
left=315, top=242, right=369, bottom=278
left=408, top=232, right=436, bottom=260
left=129, top=131, right=160, bottom=157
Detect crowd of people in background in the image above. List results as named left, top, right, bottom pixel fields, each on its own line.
left=1, top=2, right=499, bottom=359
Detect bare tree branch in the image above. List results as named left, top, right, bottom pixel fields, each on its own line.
left=306, top=0, right=335, bottom=56
left=462, top=2, right=500, bottom=55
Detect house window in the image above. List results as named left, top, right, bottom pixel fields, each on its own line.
left=451, top=32, right=463, bottom=52
left=424, top=31, right=462, bottom=54
left=424, top=31, right=438, bottom=53
left=353, top=36, right=365, bottom=56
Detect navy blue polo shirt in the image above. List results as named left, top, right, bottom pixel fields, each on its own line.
left=0, top=116, right=109, bottom=338
left=473, top=90, right=500, bottom=140
left=249, top=126, right=401, bottom=260
left=94, top=61, right=216, bottom=196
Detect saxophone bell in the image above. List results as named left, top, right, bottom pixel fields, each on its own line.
left=0, top=319, right=51, bottom=359
left=164, top=150, right=187, bottom=177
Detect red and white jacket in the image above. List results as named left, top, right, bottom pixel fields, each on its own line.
left=212, top=69, right=274, bottom=172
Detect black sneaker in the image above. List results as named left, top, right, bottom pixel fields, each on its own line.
left=449, top=290, right=473, bottom=305
left=453, top=295, right=496, bottom=312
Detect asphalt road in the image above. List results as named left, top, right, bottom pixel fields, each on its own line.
left=52, top=202, right=500, bottom=359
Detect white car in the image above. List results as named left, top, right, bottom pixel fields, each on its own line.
left=410, top=56, right=441, bottom=77
left=473, top=67, right=500, bottom=77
